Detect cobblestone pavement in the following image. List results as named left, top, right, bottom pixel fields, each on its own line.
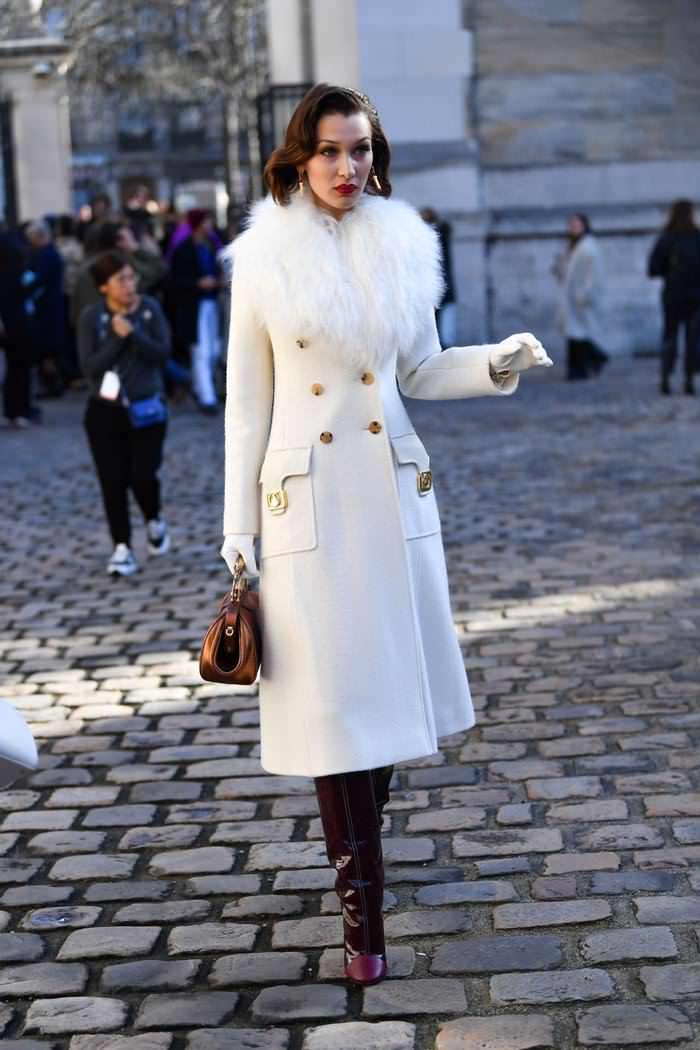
left=2, top=357, right=700, bottom=1050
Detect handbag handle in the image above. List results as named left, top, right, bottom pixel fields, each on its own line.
left=230, top=554, right=248, bottom=603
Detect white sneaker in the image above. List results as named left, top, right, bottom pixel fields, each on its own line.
left=107, top=543, right=139, bottom=577
left=146, top=517, right=171, bottom=556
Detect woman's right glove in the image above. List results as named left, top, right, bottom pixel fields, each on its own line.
left=220, top=534, right=259, bottom=578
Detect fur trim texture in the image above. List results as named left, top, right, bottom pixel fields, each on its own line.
left=227, top=191, right=444, bottom=372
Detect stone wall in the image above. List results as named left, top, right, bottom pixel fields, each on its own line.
left=462, top=0, right=700, bottom=354
left=469, top=0, right=700, bottom=168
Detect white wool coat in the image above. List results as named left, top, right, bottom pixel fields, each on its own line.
left=223, top=190, right=518, bottom=778
left=562, top=234, right=606, bottom=348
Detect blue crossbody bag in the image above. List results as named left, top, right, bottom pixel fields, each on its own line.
left=126, top=393, right=167, bottom=429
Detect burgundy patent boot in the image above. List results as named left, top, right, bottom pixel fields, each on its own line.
left=314, top=768, right=388, bottom=985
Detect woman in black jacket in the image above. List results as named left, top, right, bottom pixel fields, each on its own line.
left=78, top=252, right=172, bottom=577
left=649, top=199, right=700, bottom=395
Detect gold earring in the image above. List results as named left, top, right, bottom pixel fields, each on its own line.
left=371, top=168, right=382, bottom=192
left=298, top=171, right=305, bottom=196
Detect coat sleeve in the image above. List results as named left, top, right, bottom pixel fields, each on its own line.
left=396, top=310, right=518, bottom=400
left=77, top=306, right=125, bottom=379
left=222, top=264, right=274, bottom=536
left=648, top=235, right=669, bottom=279
left=129, top=300, right=171, bottom=364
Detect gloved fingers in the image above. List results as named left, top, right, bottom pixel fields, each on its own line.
left=219, top=542, right=240, bottom=576
left=509, top=334, right=553, bottom=370
left=529, top=342, right=554, bottom=368
left=240, top=547, right=260, bottom=578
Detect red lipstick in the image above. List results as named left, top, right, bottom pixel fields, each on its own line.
left=335, top=184, right=357, bottom=196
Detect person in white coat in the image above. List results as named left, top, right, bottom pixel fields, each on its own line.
left=219, top=84, right=552, bottom=986
left=555, top=214, right=608, bottom=380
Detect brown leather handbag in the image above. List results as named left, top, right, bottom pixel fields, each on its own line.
left=199, top=556, right=262, bottom=685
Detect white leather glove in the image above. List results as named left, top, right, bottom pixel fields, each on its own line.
left=490, top=333, right=553, bottom=374
left=220, top=534, right=259, bottom=578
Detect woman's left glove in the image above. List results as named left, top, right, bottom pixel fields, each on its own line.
left=490, top=333, right=553, bottom=374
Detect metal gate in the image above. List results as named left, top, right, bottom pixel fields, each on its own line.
left=0, top=95, right=18, bottom=226
left=256, top=83, right=312, bottom=170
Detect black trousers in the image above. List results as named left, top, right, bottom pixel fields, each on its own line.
left=84, top=397, right=166, bottom=546
left=567, top=338, right=606, bottom=380
left=661, top=300, right=700, bottom=380
left=3, top=343, right=32, bottom=421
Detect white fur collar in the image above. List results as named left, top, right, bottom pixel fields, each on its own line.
left=228, top=191, right=444, bottom=371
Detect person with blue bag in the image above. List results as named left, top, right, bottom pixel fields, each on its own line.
left=78, top=251, right=171, bottom=576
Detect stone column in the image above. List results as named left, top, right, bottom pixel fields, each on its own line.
left=0, top=39, right=72, bottom=221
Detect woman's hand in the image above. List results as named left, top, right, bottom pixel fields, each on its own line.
left=220, top=534, right=259, bottom=578
left=112, top=315, right=133, bottom=339
left=490, top=333, right=553, bottom=374
left=198, top=276, right=218, bottom=291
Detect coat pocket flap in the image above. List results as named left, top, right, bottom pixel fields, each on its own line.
left=390, top=433, right=430, bottom=471
left=259, top=446, right=313, bottom=488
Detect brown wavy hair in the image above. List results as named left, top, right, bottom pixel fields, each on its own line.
left=264, top=83, right=392, bottom=205
left=665, top=199, right=696, bottom=234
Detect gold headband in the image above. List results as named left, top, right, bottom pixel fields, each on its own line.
left=352, top=90, right=380, bottom=125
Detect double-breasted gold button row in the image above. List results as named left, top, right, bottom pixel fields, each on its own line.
left=319, top=420, right=382, bottom=443
left=309, top=371, right=374, bottom=396
left=306, top=365, right=378, bottom=444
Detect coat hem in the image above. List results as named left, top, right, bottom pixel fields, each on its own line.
left=259, top=717, right=475, bottom=778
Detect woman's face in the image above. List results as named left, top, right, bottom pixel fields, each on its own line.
left=100, top=265, right=137, bottom=309
left=301, top=111, right=373, bottom=220
left=568, top=215, right=586, bottom=238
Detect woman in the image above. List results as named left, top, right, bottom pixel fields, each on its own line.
left=649, top=199, right=700, bottom=395
left=220, top=84, right=552, bottom=985
left=54, top=214, right=85, bottom=386
left=78, top=252, right=171, bottom=577
left=556, top=213, right=608, bottom=381
left=170, top=209, right=222, bottom=414
left=24, top=221, right=66, bottom=399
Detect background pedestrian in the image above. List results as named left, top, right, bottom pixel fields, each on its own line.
left=555, top=213, right=608, bottom=380
left=420, top=206, right=457, bottom=347
left=648, top=199, right=700, bottom=395
left=78, top=251, right=171, bottom=577
left=170, top=209, right=222, bottom=414
left=24, top=220, right=67, bottom=399
left=0, top=232, right=34, bottom=427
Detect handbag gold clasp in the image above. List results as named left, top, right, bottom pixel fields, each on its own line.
left=417, top=470, right=432, bottom=495
left=266, top=489, right=288, bottom=515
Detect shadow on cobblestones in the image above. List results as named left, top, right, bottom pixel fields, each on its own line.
left=1, top=359, right=699, bottom=1049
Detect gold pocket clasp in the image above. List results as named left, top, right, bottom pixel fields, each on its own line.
left=417, top=470, right=432, bottom=496
left=266, top=489, right=288, bottom=515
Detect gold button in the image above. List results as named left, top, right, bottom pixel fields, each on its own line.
left=296, top=338, right=307, bottom=349
left=320, top=431, right=333, bottom=444
left=368, top=421, right=382, bottom=434
left=311, top=383, right=324, bottom=396
left=361, top=372, right=375, bottom=385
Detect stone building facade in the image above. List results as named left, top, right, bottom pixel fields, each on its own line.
left=0, top=31, right=71, bottom=223
left=265, top=0, right=700, bottom=356
left=69, top=91, right=228, bottom=216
